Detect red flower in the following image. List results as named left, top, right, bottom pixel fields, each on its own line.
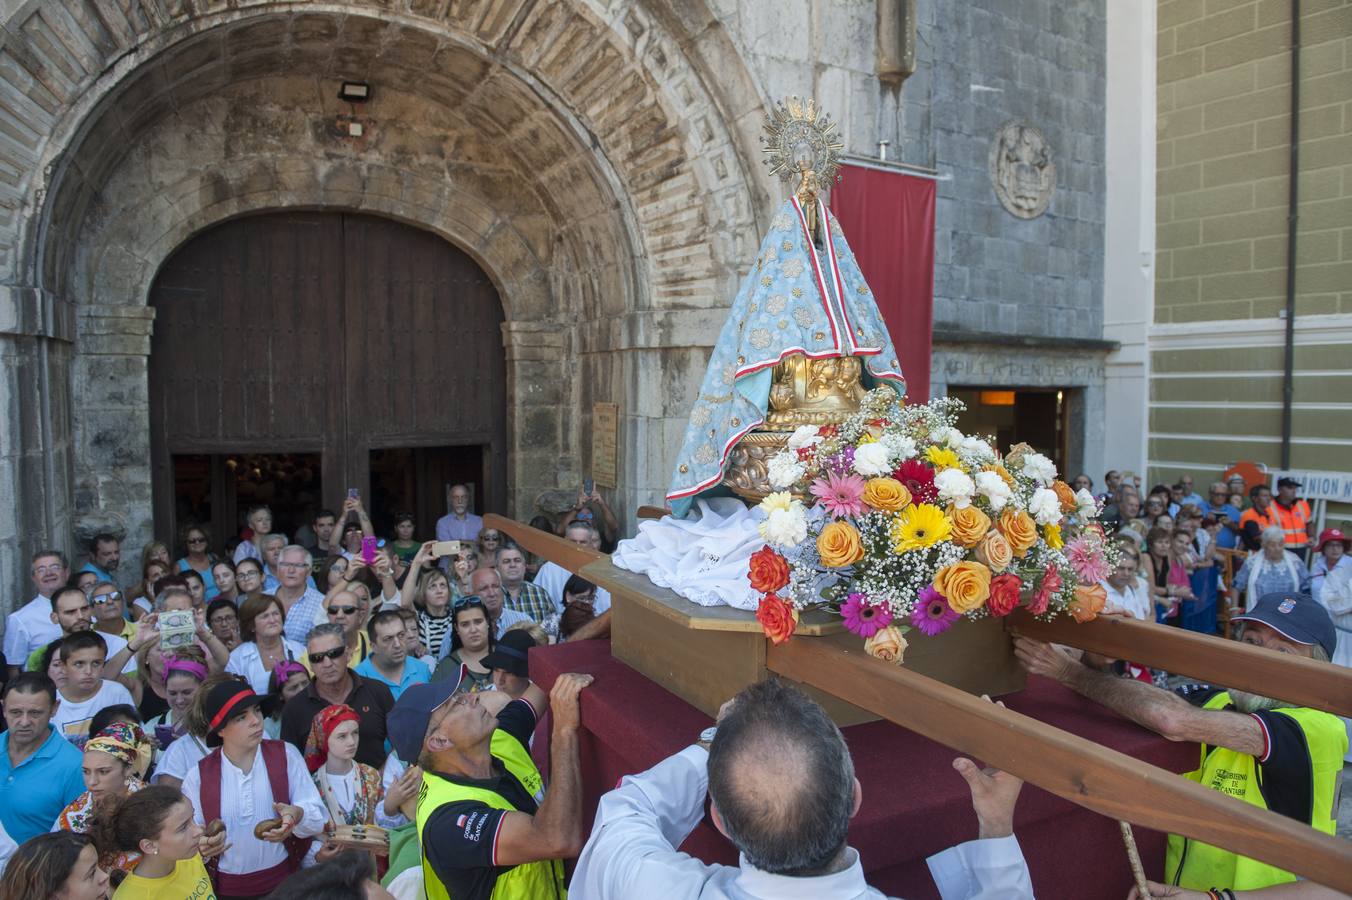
left=892, top=459, right=938, bottom=504
left=756, top=594, right=799, bottom=645
left=818, top=425, right=839, bottom=438
left=987, top=574, right=1022, bottom=617
left=1027, top=564, right=1063, bottom=615
left=748, top=546, right=791, bottom=593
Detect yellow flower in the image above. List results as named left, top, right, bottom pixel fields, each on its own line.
left=981, top=463, right=1016, bottom=488
left=1043, top=523, right=1063, bottom=549
left=857, top=433, right=878, bottom=444
left=891, top=503, right=952, bottom=552
left=924, top=446, right=962, bottom=471
left=759, top=491, right=794, bottom=515
left=862, top=477, right=911, bottom=513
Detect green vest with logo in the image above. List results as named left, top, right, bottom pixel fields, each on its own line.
left=1165, top=692, right=1346, bottom=891
left=416, top=728, right=567, bottom=900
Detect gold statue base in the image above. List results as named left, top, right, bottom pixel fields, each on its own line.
left=723, top=352, right=867, bottom=502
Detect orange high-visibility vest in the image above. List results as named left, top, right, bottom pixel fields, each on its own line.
left=1272, top=499, right=1311, bottom=549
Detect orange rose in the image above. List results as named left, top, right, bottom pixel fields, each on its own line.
left=864, top=625, right=908, bottom=665
left=1052, top=480, right=1077, bottom=513
left=981, top=463, right=1016, bottom=488
left=934, top=561, right=992, bottom=613
left=862, top=477, right=911, bottom=513
left=747, top=546, right=790, bottom=593
left=948, top=505, right=992, bottom=548
left=756, top=593, right=799, bottom=644
left=817, top=521, right=865, bottom=568
left=987, top=573, right=1022, bottom=617
left=997, top=508, right=1038, bottom=558
left=1070, top=583, right=1107, bottom=623
left=974, top=529, right=1014, bottom=572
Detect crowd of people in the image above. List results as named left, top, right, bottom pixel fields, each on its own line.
left=0, top=473, right=1347, bottom=900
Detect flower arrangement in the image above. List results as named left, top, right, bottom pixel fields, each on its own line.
left=745, top=391, right=1114, bottom=664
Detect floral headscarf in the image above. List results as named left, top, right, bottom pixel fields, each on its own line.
left=304, top=704, right=361, bottom=773
left=85, top=722, right=153, bottom=780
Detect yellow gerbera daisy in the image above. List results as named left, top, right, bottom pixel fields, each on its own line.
left=891, top=503, right=953, bottom=552
left=924, top=446, right=962, bottom=471
left=1043, top=523, right=1063, bottom=549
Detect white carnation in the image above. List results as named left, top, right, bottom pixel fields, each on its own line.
left=975, top=471, right=1012, bottom=512
left=852, top=442, right=892, bottom=477
left=1029, top=487, right=1062, bottom=526
left=767, top=453, right=806, bottom=489
left=929, top=426, right=961, bottom=448
left=882, top=433, right=917, bottom=461
left=934, top=468, right=976, bottom=509
left=759, top=505, right=808, bottom=548
left=787, top=425, right=823, bottom=451
left=958, top=436, right=995, bottom=463
left=1075, top=487, right=1098, bottom=519
left=1021, top=452, right=1057, bottom=486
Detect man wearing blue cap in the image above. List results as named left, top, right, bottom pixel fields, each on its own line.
left=1015, top=592, right=1346, bottom=894
left=387, top=662, right=593, bottom=900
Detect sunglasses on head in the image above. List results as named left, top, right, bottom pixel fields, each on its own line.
left=91, top=591, right=121, bottom=604
left=453, top=596, right=485, bottom=610
left=328, top=605, right=359, bottom=616
left=308, top=646, right=347, bottom=665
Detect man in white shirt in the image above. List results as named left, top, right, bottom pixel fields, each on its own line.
left=276, top=545, right=327, bottom=645
left=36, top=588, right=143, bottom=691
left=1101, top=545, right=1152, bottom=621
left=572, top=679, right=1034, bottom=900
left=533, top=521, right=612, bottom=615
left=5, top=549, right=69, bottom=678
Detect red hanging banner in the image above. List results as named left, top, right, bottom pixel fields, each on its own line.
left=830, top=164, right=936, bottom=401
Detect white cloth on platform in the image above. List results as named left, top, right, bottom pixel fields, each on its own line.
left=570, top=744, right=1033, bottom=900
left=611, top=499, right=765, bottom=610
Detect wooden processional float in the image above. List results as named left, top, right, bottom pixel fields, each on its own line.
left=489, top=97, right=1352, bottom=892
left=487, top=513, right=1352, bottom=894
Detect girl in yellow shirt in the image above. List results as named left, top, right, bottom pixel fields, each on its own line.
left=92, top=784, right=224, bottom=899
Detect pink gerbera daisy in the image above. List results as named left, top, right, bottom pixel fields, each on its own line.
left=1065, top=537, right=1111, bottom=584
left=840, top=592, right=893, bottom=638
left=911, top=585, right=960, bottom=636
left=1028, top=564, right=1063, bottom=615
left=810, top=470, right=867, bottom=519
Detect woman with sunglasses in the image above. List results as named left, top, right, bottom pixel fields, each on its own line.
left=474, top=528, right=502, bottom=562
left=430, top=597, right=496, bottom=691
left=174, top=524, right=219, bottom=600
left=225, top=594, right=306, bottom=695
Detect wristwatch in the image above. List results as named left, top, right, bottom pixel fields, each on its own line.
left=696, top=726, right=717, bottom=751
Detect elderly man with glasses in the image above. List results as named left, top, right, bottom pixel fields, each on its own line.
left=323, top=588, right=371, bottom=668
left=5, top=550, right=69, bottom=679
left=275, top=545, right=327, bottom=645
left=280, top=623, right=394, bottom=768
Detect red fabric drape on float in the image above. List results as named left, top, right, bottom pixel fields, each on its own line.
left=830, top=163, right=936, bottom=401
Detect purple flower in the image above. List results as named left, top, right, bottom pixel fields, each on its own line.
left=911, top=585, right=960, bottom=636
left=841, top=592, right=893, bottom=638
left=809, top=471, right=867, bottom=519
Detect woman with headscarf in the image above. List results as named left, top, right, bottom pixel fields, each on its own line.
left=52, top=722, right=154, bottom=876
left=302, top=704, right=386, bottom=866
left=142, top=647, right=209, bottom=782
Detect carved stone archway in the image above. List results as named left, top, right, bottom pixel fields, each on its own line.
left=0, top=0, right=772, bottom=593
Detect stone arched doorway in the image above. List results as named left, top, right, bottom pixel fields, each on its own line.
left=148, top=211, right=506, bottom=546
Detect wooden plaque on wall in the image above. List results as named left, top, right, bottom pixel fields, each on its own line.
left=592, top=402, right=618, bottom=488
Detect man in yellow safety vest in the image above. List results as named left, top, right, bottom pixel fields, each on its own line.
left=387, top=663, right=594, bottom=900
left=1014, top=592, right=1345, bottom=894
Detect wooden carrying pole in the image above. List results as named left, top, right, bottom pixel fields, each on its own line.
left=1009, top=609, right=1352, bottom=718
left=767, top=638, right=1352, bottom=893
left=487, top=514, right=1352, bottom=890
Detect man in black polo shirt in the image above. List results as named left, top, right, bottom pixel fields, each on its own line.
left=387, top=664, right=593, bottom=900
left=280, top=623, right=394, bottom=768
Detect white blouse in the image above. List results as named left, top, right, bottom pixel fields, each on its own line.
left=225, top=639, right=307, bottom=694
left=181, top=741, right=326, bottom=876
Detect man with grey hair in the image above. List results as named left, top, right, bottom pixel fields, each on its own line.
left=5, top=550, right=69, bottom=679
left=276, top=545, right=326, bottom=644
left=573, top=678, right=1033, bottom=899
left=1015, top=592, right=1345, bottom=891
left=279, top=622, right=394, bottom=768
